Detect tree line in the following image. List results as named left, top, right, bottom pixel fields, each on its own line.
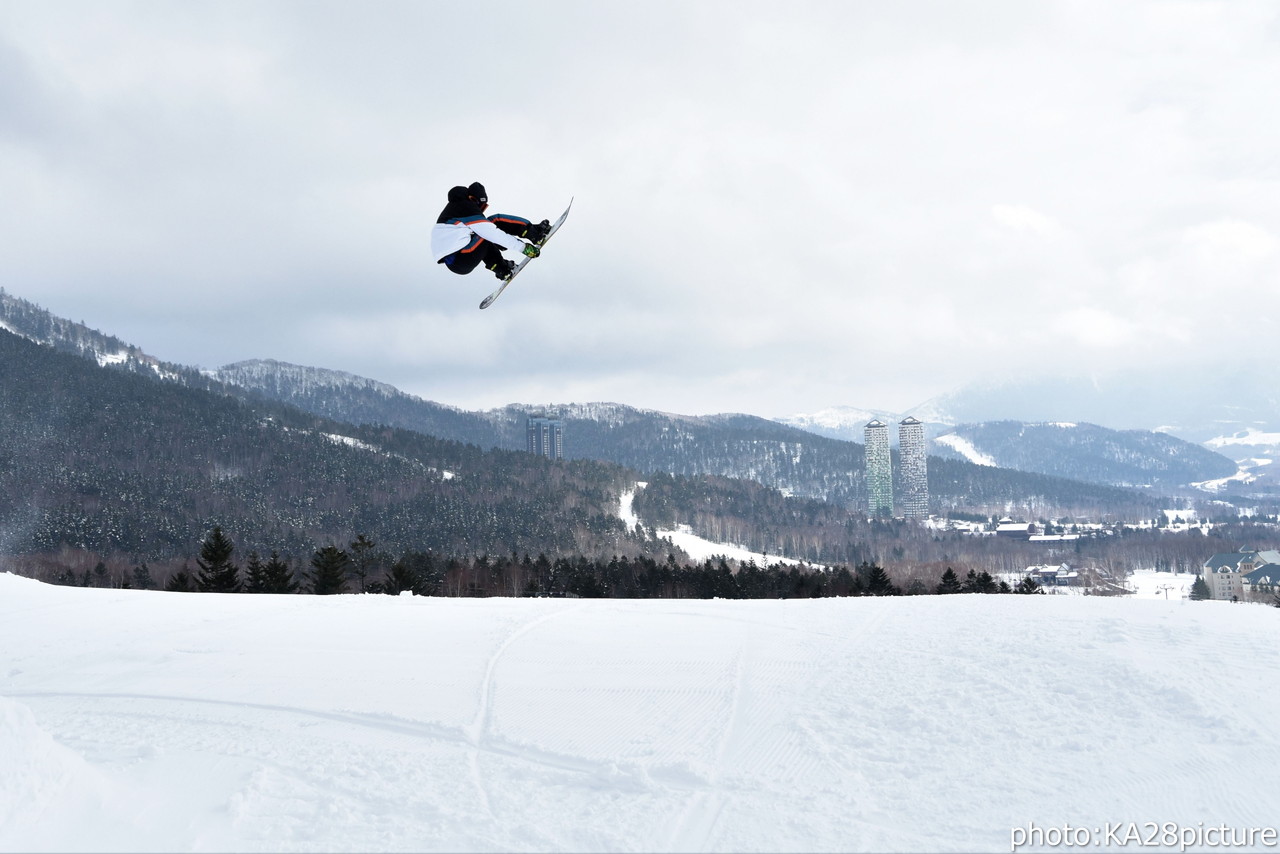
left=44, top=526, right=1061, bottom=599
left=42, top=526, right=1280, bottom=608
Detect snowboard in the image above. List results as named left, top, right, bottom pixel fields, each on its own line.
left=479, top=198, right=573, bottom=310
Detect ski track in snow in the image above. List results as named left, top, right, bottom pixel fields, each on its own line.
left=661, top=637, right=744, bottom=852
left=3, top=573, right=1280, bottom=852
left=465, top=604, right=582, bottom=825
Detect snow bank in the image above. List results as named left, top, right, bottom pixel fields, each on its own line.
left=2, top=572, right=1278, bottom=852
left=0, top=696, right=106, bottom=837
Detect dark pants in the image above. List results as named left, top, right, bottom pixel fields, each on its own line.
left=443, top=240, right=504, bottom=275
left=443, top=213, right=531, bottom=275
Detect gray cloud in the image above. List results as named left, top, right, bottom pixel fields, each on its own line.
left=2, top=0, right=1278, bottom=417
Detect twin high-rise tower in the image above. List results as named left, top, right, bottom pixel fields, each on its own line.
left=864, top=420, right=893, bottom=516
left=864, top=417, right=929, bottom=519
left=897, top=417, right=928, bottom=519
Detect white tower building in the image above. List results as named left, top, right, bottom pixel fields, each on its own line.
left=898, top=416, right=928, bottom=519
left=864, top=420, right=893, bottom=516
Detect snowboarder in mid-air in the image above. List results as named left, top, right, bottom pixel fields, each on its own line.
left=431, top=182, right=551, bottom=280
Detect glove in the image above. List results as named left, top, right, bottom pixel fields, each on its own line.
left=522, top=243, right=541, bottom=259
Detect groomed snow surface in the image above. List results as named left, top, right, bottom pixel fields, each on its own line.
left=3, top=572, right=1279, bottom=853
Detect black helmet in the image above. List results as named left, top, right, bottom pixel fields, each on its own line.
left=467, top=182, right=487, bottom=204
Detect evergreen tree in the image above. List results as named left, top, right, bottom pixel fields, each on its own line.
left=195, top=526, right=241, bottom=593
left=847, top=569, right=866, bottom=597
left=244, top=552, right=266, bottom=593
left=831, top=566, right=859, bottom=596
left=411, top=552, right=444, bottom=595
left=165, top=566, right=195, bottom=592
left=349, top=534, right=378, bottom=593
left=131, top=564, right=156, bottom=590
left=383, top=558, right=421, bottom=595
left=1189, top=576, right=1210, bottom=601
left=566, top=559, right=607, bottom=598
left=1014, top=576, right=1044, bottom=594
left=243, top=551, right=296, bottom=594
left=260, top=552, right=300, bottom=594
left=309, top=545, right=350, bottom=595
left=864, top=563, right=900, bottom=596
left=1272, top=588, right=1280, bottom=608
left=936, top=568, right=962, bottom=594
left=384, top=552, right=441, bottom=596
left=961, top=569, right=1000, bottom=594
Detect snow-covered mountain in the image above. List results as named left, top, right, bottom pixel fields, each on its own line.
left=930, top=421, right=1236, bottom=490
left=203, top=361, right=1167, bottom=514
left=0, top=290, right=193, bottom=383
left=909, top=368, right=1280, bottom=444
left=212, top=359, right=407, bottom=401
left=774, top=405, right=896, bottom=442
left=176, top=362, right=1246, bottom=501
left=780, top=368, right=1280, bottom=494
left=211, top=359, right=511, bottom=450
left=1196, top=428, right=1280, bottom=493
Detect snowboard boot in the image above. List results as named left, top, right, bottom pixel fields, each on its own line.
left=523, top=219, right=552, bottom=245
left=486, top=258, right=515, bottom=280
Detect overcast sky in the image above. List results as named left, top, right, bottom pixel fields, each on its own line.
left=2, top=1, right=1278, bottom=418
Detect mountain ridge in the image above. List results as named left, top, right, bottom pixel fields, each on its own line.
left=213, top=359, right=1171, bottom=518
left=929, top=420, right=1236, bottom=490
left=0, top=290, right=1235, bottom=516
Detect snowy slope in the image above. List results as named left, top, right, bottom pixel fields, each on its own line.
left=934, top=433, right=998, bottom=466
left=1199, top=428, right=1280, bottom=492
left=2, top=573, right=1278, bottom=852
left=621, top=485, right=805, bottom=566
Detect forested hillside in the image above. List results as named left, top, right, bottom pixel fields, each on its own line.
left=0, top=330, right=643, bottom=566
left=212, top=359, right=508, bottom=449
left=510, top=405, right=1161, bottom=519
left=212, top=361, right=1164, bottom=519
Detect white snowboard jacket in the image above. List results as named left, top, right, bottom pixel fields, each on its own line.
left=430, top=217, right=527, bottom=262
